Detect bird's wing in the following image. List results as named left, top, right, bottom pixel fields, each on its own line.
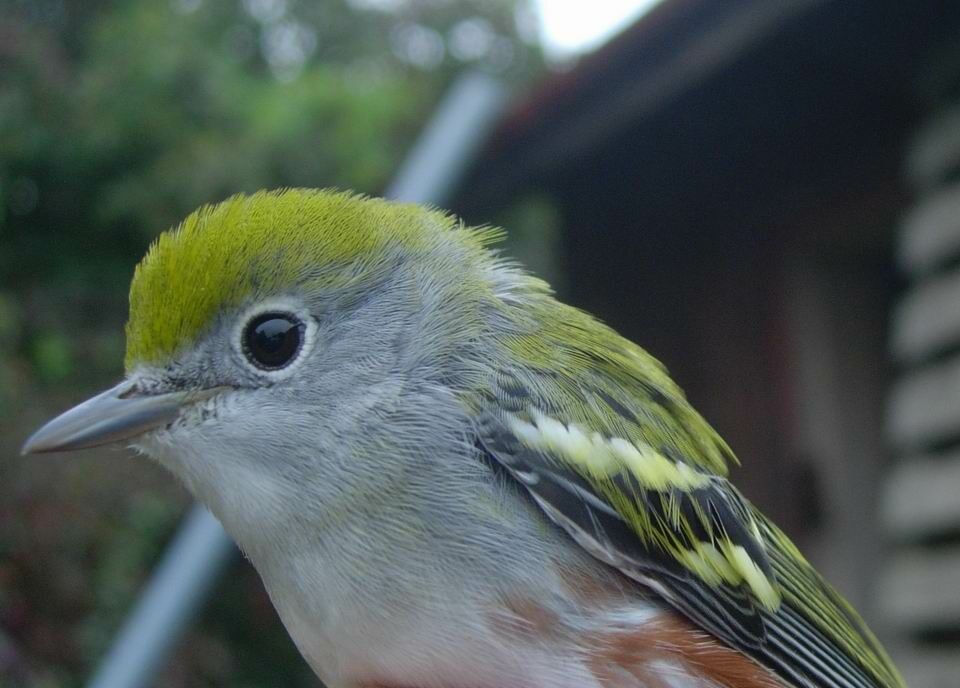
left=473, top=305, right=904, bottom=688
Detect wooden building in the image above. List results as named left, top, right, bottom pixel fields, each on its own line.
left=451, top=2, right=960, bottom=685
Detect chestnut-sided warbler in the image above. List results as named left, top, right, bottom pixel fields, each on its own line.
left=24, top=189, right=904, bottom=688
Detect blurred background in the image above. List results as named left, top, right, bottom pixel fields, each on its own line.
left=3, top=0, right=960, bottom=686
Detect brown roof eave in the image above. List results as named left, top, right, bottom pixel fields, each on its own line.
left=455, top=0, right=827, bottom=213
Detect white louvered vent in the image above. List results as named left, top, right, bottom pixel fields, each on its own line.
left=881, top=102, right=960, bottom=688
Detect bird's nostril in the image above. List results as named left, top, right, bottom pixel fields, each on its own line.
left=117, top=382, right=142, bottom=399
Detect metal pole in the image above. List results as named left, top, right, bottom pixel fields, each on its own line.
left=87, top=508, right=233, bottom=688
left=385, top=71, right=507, bottom=205
left=86, top=70, right=508, bottom=688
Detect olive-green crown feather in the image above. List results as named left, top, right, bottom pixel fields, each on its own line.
left=125, top=188, right=502, bottom=370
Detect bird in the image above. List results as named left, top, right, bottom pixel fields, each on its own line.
left=23, top=189, right=905, bottom=688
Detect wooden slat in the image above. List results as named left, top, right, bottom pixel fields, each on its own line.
left=906, top=104, right=960, bottom=191
left=892, top=267, right=960, bottom=362
left=883, top=453, right=960, bottom=539
left=898, top=181, right=960, bottom=276
left=877, top=548, right=960, bottom=631
left=887, top=354, right=960, bottom=450
left=889, top=100, right=960, bottom=688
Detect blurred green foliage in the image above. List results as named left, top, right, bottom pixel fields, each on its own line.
left=0, top=1, right=542, bottom=684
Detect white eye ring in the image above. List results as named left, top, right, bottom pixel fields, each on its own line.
left=232, top=298, right=317, bottom=379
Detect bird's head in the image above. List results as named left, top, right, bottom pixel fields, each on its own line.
left=23, top=189, right=506, bottom=529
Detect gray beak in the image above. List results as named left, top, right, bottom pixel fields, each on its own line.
left=21, top=380, right=224, bottom=455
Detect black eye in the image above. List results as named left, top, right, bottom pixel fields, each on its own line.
left=242, top=312, right=304, bottom=370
